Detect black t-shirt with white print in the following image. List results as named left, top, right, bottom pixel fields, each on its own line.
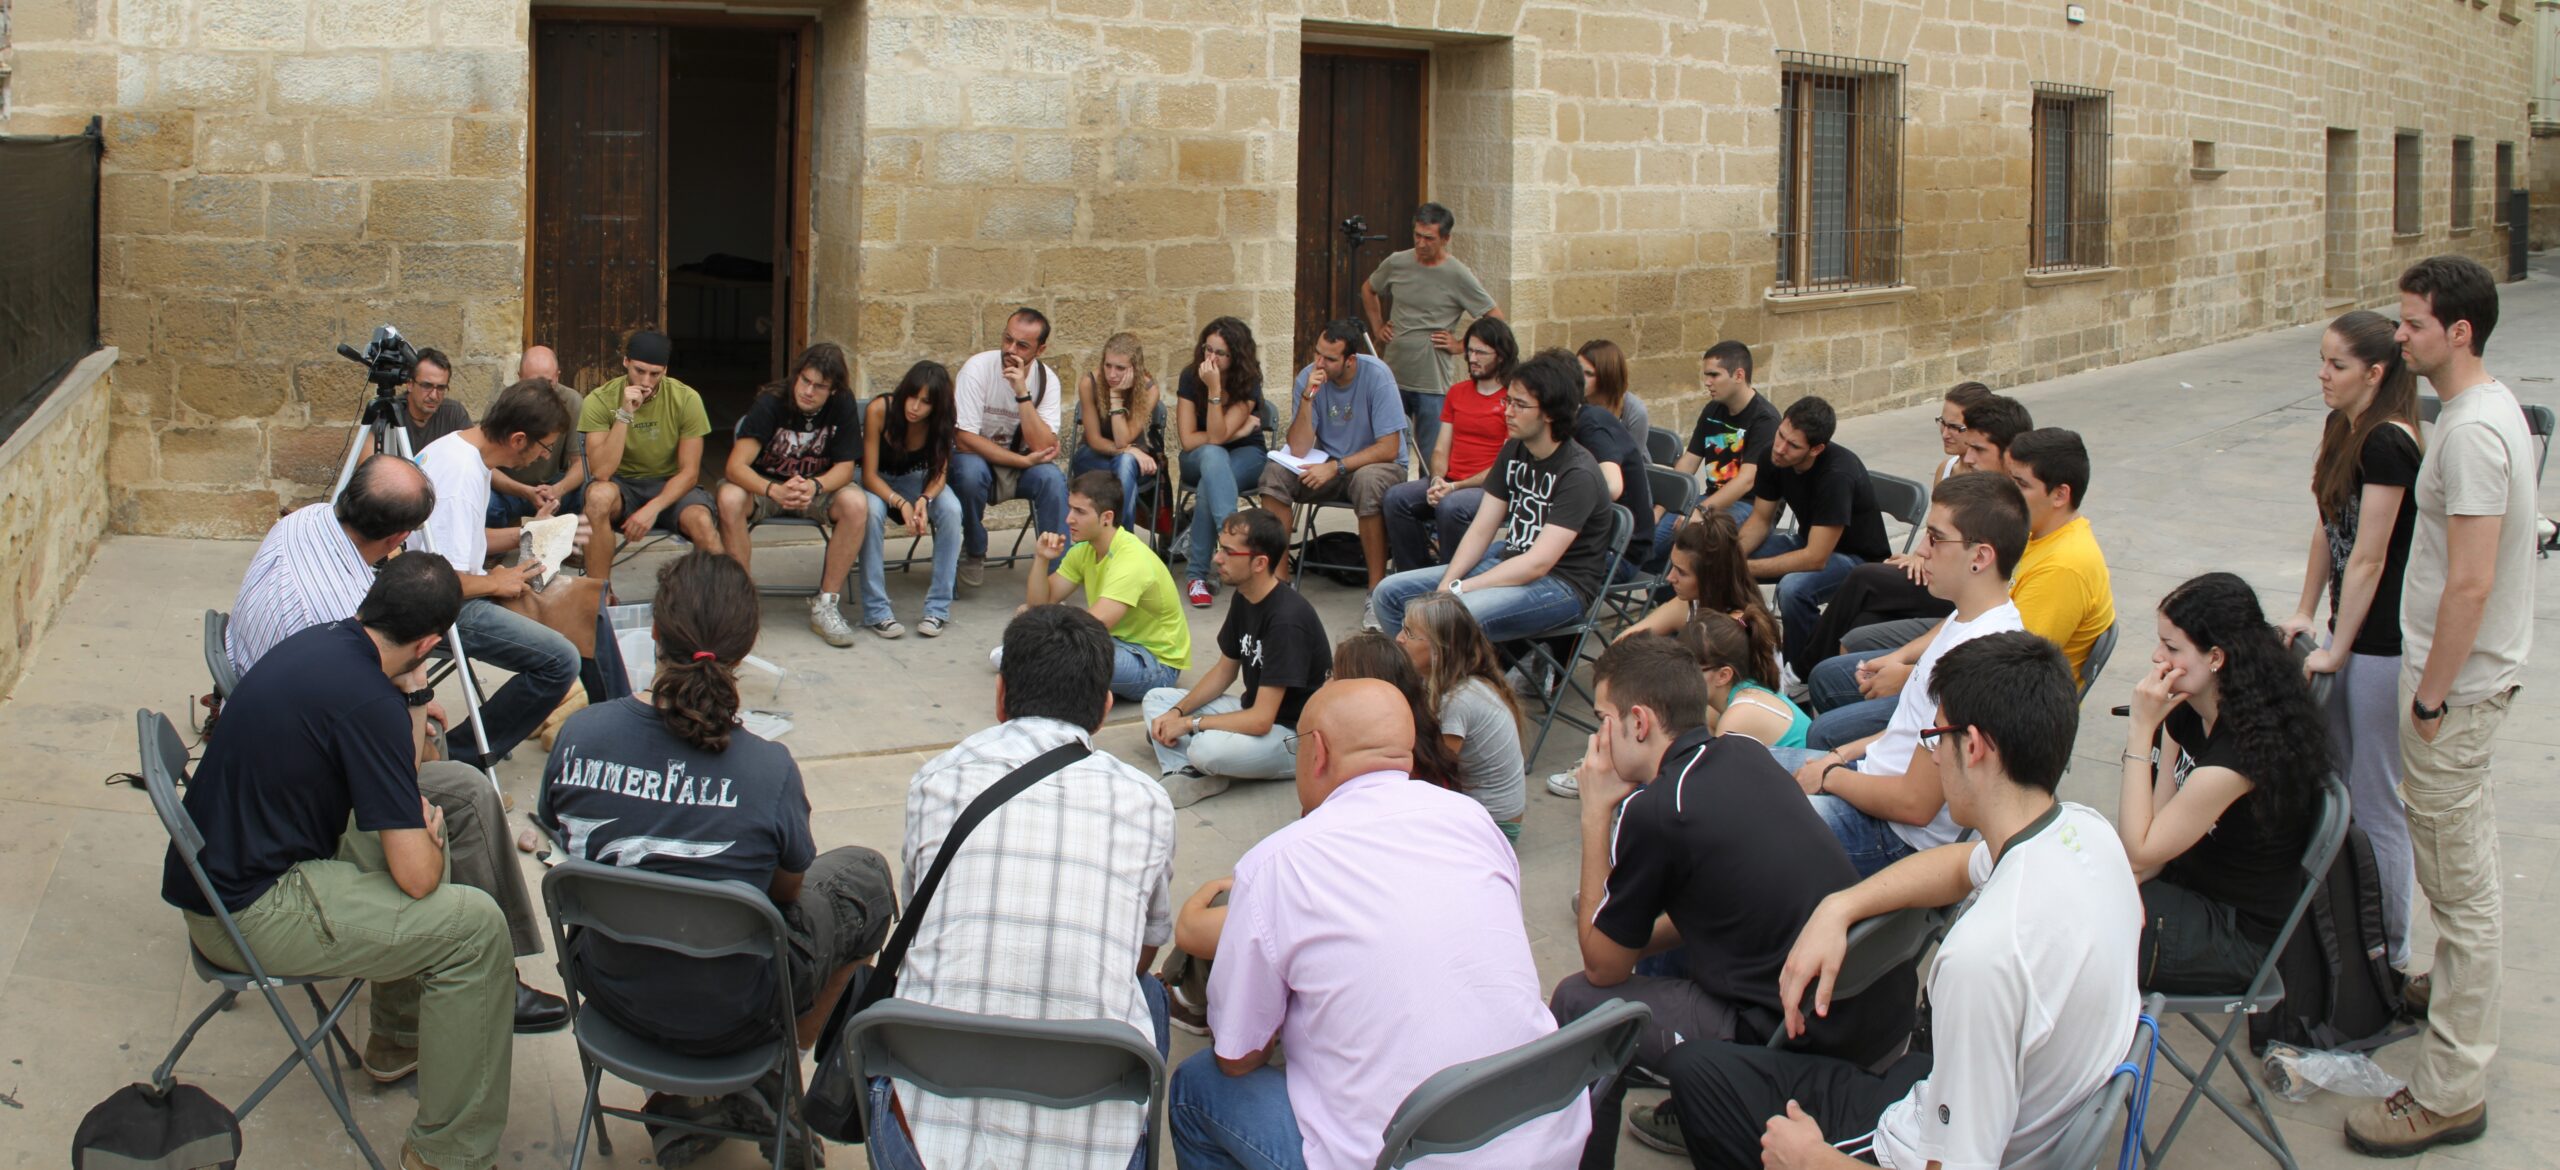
left=1752, top=441, right=1892, bottom=564
left=1482, top=437, right=1612, bottom=604
left=737, top=390, right=863, bottom=482
left=1217, top=584, right=1332, bottom=728
left=540, top=697, right=817, bottom=1054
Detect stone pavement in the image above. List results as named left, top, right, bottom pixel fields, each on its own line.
left=2, top=264, right=2556, bottom=1168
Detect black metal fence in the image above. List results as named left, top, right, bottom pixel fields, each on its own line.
left=0, top=119, right=102, bottom=448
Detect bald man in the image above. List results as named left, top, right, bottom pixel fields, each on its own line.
left=489, top=347, right=588, bottom=528
left=1167, top=680, right=1589, bottom=1168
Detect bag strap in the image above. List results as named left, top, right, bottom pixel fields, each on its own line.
left=850, top=738, right=1091, bottom=1014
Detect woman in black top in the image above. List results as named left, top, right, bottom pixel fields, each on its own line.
left=857, top=361, right=964, bottom=638
left=1175, top=317, right=1269, bottom=604
left=2118, top=572, right=2332, bottom=993
left=2275, top=308, right=2423, bottom=971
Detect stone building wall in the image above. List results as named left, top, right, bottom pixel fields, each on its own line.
left=0, top=353, right=116, bottom=697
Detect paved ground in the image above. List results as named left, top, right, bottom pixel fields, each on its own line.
left=3, top=259, right=2557, bottom=1168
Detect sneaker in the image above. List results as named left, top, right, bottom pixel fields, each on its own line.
left=1508, top=662, right=1557, bottom=702
left=1186, top=579, right=1214, bottom=608
left=641, top=1093, right=733, bottom=1168
left=1546, top=770, right=1580, bottom=798
left=917, top=616, right=948, bottom=638
left=865, top=619, right=905, bottom=640
left=2403, top=971, right=2431, bottom=1018
left=808, top=594, right=856, bottom=647
left=364, top=1034, right=418, bottom=1084
left=2345, top=1088, right=2487, bottom=1157
left=1160, top=971, right=1210, bottom=1036
left=1625, top=1099, right=1689, bottom=1155
left=1163, top=768, right=1232, bottom=809
left=959, top=555, right=985, bottom=588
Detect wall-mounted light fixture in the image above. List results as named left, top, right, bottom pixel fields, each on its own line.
left=2066, top=4, right=2088, bottom=23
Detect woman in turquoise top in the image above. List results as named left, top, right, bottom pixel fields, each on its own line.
left=1678, top=609, right=1810, bottom=749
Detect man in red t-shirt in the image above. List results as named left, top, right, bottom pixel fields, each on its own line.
left=1382, top=318, right=1519, bottom=573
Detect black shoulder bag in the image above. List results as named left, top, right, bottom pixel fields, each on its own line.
left=802, top=739, right=1091, bottom=1143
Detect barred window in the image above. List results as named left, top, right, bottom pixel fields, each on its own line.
left=1775, top=52, right=1904, bottom=294
left=2030, top=86, right=2111, bottom=271
left=2450, top=137, right=2474, bottom=230
left=2496, top=142, right=2515, bottom=226
left=2393, top=131, right=2421, bottom=236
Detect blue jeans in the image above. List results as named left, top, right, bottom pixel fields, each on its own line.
left=1805, top=649, right=1898, bottom=749
left=1072, top=446, right=1155, bottom=530
left=949, top=452, right=1069, bottom=559
left=1381, top=482, right=1486, bottom=574
left=1755, top=531, right=1861, bottom=671
left=1170, top=1054, right=1307, bottom=1170
left=866, top=976, right=1169, bottom=1170
left=1372, top=547, right=1587, bottom=642
left=1401, top=389, right=1445, bottom=478
left=1113, top=639, right=1181, bottom=701
left=859, top=470, right=962, bottom=625
left=1181, top=445, right=1268, bottom=583
left=1809, top=791, right=1919, bottom=877
left=450, top=597, right=581, bottom=764
left=484, top=486, right=584, bottom=528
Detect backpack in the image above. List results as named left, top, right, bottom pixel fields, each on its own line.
left=72, top=1083, right=240, bottom=1169
left=1292, top=531, right=1370, bottom=588
left=2253, top=823, right=2411, bottom=1054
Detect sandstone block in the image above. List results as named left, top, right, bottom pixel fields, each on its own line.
left=390, top=49, right=528, bottom=114
left=1106, top=25, right=1195, bottom=73
left=121, top=0, right=189, bottom=45
left=102, top=174, right=173, bottom=235
left=197, top=116, right=309, bottom=174
left=978, top=191, right=1079, bottom=241
left=8, top=48, right=118, bottom=109
left=1035, top=245, right=1149, bottom=289
left=171, top=177, right=264, bottom=238
left=150, top=52, right=260, bottom=106
left=176, top=364, right=291, bottom=419
left=971, top=79, right=1070, bottom=130
left=938, top=247, right=1033, bottom=292
left=161, top=426, right=271, bottom=482
left=910, top=301, right=979, bottom=358
left=370, top=180, right=524, bottom=242
left=858, top=301, right=907, bottom=352
left=294, top=243, right=395, bottom=292
left=1093, top=188, right=1221, bottom=240
left=1153, top=243, right=1236, bottom=289
left=130, top=239, right=289, bottom=292
left=100, top=295, right=157, bottom=353
left=312, top=0, right=432, bottom=48
left=398, top=243, right=521, bottom=292
left=267, top=424, right=357, bottom=485
left=1177, top=138, right=1246, bottom=184
left=103, top=111, right=195, bottom=171
left=1202, top=30, right=1266, bottom=79
left=1135, top=82, right=1220, bottom=130
left=272, top=55, right=386, bottom=113
left=866, top=137, right=925, bottom=183
left=931, top=132, right=1018, bottom=185
left=268, top=181, right=368, bottom=240
left=128, top=488, right=284, bottom=537
left=242, top=299, right=350, bottom=360
left=869, top=82, right=961, bottom=130
left=196, top=0, right=306, bottom=49
left=108, top=425, right=158, bottom=484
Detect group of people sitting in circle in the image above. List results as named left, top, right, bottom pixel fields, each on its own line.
left=160, top=253, right=2536, bottom=1168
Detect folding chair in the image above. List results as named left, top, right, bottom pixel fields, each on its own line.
left=1372, top=998, right=1649, bottom=1169
left=740, top=513, right=842, bottom=598
left=2049, top=993, right=2164, bottom=1170
left=844, top=998, right=1169, bottom=1170
left=1518, top=505, right=1635, bottom=760
left=2283, top=630, right=2334, bottom=707
left=1768, top=903, right=1946, bottom=1066
left=2140, top=775, right=2351, bottom=1170
left=2078, top=623, right=2120, bottom=701
left=1868, top=470, right=1930, bottom=554
left=1645, top=426, right=1684, bottom=468
left=1288, top=496, right=1369, bottom=588
left=2418, top=395, right=2550, bottom=486
left=202, top=610, right=241, bottom=702
left=1068, top=396, right=1175, bottom=555
left=136, top=710, right=385, bottom=1170
left=543, top=859, right=812, bottom=1170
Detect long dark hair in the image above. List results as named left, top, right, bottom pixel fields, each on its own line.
left=2157, top=573, right=2331, bottom=829
left=1331, top=631, right=1465, bottom=792
left=1577, top=338, right=1629, bottom=414
left=651, top=551, right=761, bottom=753
left=2313, top=310, right=2422, bottom=525
left=765, top=341, right=851, bottom=403
left=1193, top=316, right=1263, bottom=405
left=1678, top=608, right=1780, bottom=696
left=1674, top=510, right=1774, bottom=631
left=883, top=360, right=956, bottom=479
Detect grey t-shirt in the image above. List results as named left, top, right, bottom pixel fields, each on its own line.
left=1615, top=394, right=1652, bottom=447
left=1366, top=249, right=1496, bottom=394
left=2402, top=380, right=2537, bottom=704
left=403, top=398, right=472, bottom=453
left=1440, top=677, right=1526, bottom=822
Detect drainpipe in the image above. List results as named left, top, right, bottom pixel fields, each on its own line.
left=2538, top=0, right=2560, bottom=136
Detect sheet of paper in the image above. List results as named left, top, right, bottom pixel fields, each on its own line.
left=1268, top=448, right=1332, bottom=474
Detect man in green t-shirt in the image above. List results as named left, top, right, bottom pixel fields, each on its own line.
left=1362, top=202, right=1503, bottom=478
left=1022, top=470, right=1192, bottom=700
left=578, top=330, right=719, bottom=584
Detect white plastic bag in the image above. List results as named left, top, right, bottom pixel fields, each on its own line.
left=2262, top=1043, right=2405, bottom=1102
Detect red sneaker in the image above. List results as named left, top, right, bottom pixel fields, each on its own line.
left=1185, top=579, right=1214, bottom=608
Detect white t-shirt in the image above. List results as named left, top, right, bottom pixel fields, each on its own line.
left=411, top=432, right=492, bottom=576
left=952, top=348, right=1064, bottom=450
left=1865, top=600, right=2024, bottom=851
left=2402, top=379, right=2537, bottom=704
left=1871, top=803, right=2140, bottom=1170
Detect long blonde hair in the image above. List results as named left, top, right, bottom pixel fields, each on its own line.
left=1094, top=332, right=1151, bottom=399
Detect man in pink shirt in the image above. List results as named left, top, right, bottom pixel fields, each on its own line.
left=1168, top=678, right=1589, bottom=1169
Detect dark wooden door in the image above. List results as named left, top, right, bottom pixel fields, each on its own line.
left=1294, top=49, right=1426, bottom=368
left=532, top=21, right=666, bottom=390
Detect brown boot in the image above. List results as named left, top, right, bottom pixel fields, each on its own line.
left=399, top=1142, right=443, bottom=1170
left=363, top=1033, right=418, bottom=1084
left=2345, top=1088, right=2486, bottom=1157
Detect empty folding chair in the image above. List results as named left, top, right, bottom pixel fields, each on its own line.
left=136, top=709, right=384, bottom=1170
left=1373, top=998, right=1649, bottom=1168
left=844, top=998, right=1169, bottom=1170
left=1867, top=470, right=1930, bottom=554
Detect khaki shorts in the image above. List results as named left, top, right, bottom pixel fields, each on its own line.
left=1256, top=458, right=1404, bottom=517
left=748, top=487, right=843, bottom=525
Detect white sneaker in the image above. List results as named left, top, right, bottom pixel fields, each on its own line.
left=917, top=616, right=948, bottom=638
left=808, top=594, right=857, bottom=647
left=1545, top=771, right=1579, bottom=798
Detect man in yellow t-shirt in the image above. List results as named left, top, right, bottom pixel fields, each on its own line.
left=2000, top=428, right=2114, bottom=677
left=1023, top=470, right=1193, bottom=699
left=578, top=330, right=719, bottom=585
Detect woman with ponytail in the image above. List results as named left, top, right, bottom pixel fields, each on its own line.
left=2274, top=308, right=2422, bottom=970
left=1677, top=609, right=1809, bottom=749
left=2118, top=572, right=2332, bottom=993
left=541, top=551, right=895, bottom=1126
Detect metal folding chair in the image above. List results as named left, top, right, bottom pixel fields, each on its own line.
left=2141, top=775, right=2352, bottom=1170
left=2078, top=623, right=2121, bottom=701
left=1288, top=495, right=1370, bottom=588
left=1518, top=505, right=1636, bottom=760
left=543, top=859, right=812, bottom=1170
left=1171, top=393, right=1277, bottom=568
left=2050, top=994, right=2164, bottom=1170
left=1600, top=466, right=1699, bottom=629
left=845, top=998, right=1168, bottom=1170
left=135, top=710, right=385, bottom=1170
left=1645, top=426, right=1684, bottom=468
left=1868, top=470, right=1930, bottom=553
left=1768, top=903, right=1945, bottom=1067
left=1372, top=998, right=1649, bottom=1169
left=201, top=610, right=241, bottom=702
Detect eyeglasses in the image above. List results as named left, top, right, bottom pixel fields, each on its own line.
left=1918, top=724, right=1960, bottom=750
left=1465, top=346, right=1498, bottom=361
left=1212, top=544, right=1254, bottom=560
left=1281, top=732, right=1303, bottom=756
left=1925, top=532, right=1981, bottom=551
left=528, top=435, right=555, bottom=459
left=414, top=380, right=451, bottom=394
left=1502, top=397, right=1538, bottom=413
left=1937, top=418, right=1966, bottom=433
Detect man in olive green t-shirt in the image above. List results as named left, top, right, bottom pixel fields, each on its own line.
left=578, top=330, right=719, bottom=584
left=1023, top=470, right=1192, bottom=700
left=1362, top=202, right=1503, bottom=478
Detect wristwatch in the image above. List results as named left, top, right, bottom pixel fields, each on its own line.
left=1447, top=578, right=1466, bottom=596
left=2411, top=695, right=2449, bottom=721
left=404, top=686, right=436, bottom=708
left=1014, top=392, right=1034, bottom=404
left=1191, top=715, right=1204, bottom=735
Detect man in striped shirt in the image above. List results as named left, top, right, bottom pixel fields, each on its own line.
left=227, top=454, right=435, bottom=678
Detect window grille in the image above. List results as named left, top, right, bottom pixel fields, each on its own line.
left=1775, top=52, right=1904, bottom=294
left=2030, top=85, right=2111, bottom=271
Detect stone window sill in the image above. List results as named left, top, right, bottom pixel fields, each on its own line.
left=2450, top=226, right=2477, bottom=237
left=2393, top=231, right=2424, bottom=241
left=1763, top=285, right=1916, bottom=315
left=2190, top=167, right=2228, bottom=181
left=2024, top=266, right=2120, bottom=288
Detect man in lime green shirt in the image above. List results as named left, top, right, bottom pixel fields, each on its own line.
left=1025, top=470, right=1192, bottom=699
left=578, top=330, right=719, bottom=585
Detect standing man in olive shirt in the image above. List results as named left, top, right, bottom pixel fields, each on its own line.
left=1364, top=202, right=1504, bottom=478
left=579, top=330, right=720, bottom=584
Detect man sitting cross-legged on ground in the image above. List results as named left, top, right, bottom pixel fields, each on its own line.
left=166, top=554, right=517, bottom=1170
left=580, top=330, right=720, bottom=586
left=1169, top=677, right=1588, bottom=1169
left=715, top=341, right=871, bottom=648
left=1667, top=631, right=2141, bottom=1170
left=1552, top=635, right=1910, bottom=1168
left=541, top=552, right=895, bottom=1166
left=1021, top=470, right=1194, bottom=700
left=1258, top=319, right=1410, bottom=588
left=1777, top=472, right=2030, bottom=876
left=1739, top=396, right=1894, bottom=673
left=1144, top=508, right=1331, bottom=809
left=1371, top=350, right=1616, bottom=643
left=880, top=605, right=1176, bottom=1170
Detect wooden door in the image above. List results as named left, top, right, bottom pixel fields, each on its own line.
left=1294, top=49, right=1426, bottom=367
left=532, top=21, right=666, bottom=390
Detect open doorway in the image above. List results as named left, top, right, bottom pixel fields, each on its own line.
left=530, top=13, right=811, bottom=471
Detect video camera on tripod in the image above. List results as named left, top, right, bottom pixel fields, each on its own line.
left=338, top=324, right=420, bottom=396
